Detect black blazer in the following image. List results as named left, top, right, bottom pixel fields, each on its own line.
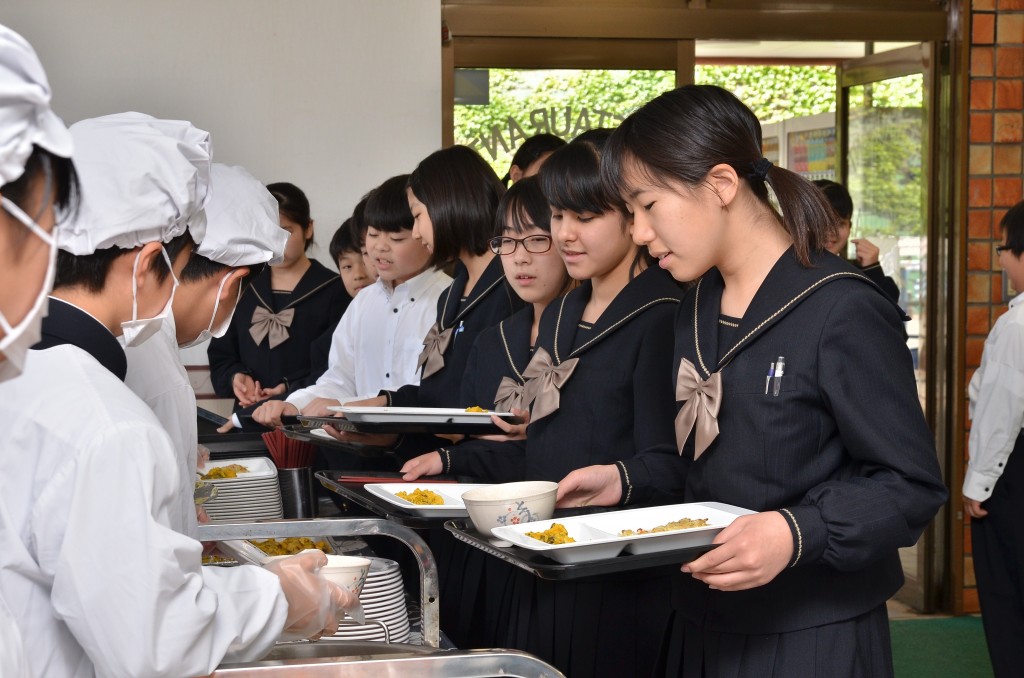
left=661, top=248, right=947, bottom=634
left=208, top=260, right=348, bottom=403
left=451, top=266, right=686, bottom=504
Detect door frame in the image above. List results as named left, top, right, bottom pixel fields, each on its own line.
left=837, top=42, right=953, bottom=613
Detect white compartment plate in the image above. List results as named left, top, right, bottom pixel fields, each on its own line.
left=197, top=457, right=277, bottom=481
left=491, top=502, right=755, bottom=562
left=364, top=483, right=492, bottom=517
left=490, top=514, right=627, bottom=564
left=332, top=406, right=517, bottom=425
left=583, top=502, right=754, bottom=554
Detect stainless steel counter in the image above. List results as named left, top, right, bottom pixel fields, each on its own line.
left=197, top=518, right=439, bottom=647
left=211, top=645, right=566, bottom=677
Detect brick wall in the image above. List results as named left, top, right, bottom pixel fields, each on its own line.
left=964, top=0, right=1024, bottom=614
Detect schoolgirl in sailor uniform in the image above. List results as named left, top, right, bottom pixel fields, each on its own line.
left=378, top=146, right=522, bottom=459
left=456, top=177, right=572, bottom=414
left=560, top=85, right=947, bottom=678
left=415, top=139, right=686, bottom=677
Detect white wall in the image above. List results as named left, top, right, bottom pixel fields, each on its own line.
left=4, top=0, right=442, bottom=258
left=5, top=0, right=441, bottom=371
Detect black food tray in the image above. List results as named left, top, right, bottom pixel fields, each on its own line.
left=303, top=413, right=520, bottom=436
left=281, top=425, right=393, bottom=457
left=443, top=519, right=717, bottom=581
left=316, top=470, right=478, bottom=529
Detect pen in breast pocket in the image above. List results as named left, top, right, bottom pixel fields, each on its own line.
left=772, top=356, right=786, bottom=396
left=764, top=362, right=775, bottom=395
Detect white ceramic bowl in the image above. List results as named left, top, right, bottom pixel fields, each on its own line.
left=320, top=555, right=372, bottom=595
left=264, top=552, right=371, bottom=595
left=461, top=481, right=558, bottom=534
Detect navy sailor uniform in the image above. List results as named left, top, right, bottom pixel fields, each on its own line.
left=650, top=247, right=947, bottom=678
left=447, top=266, right=686, bottom=678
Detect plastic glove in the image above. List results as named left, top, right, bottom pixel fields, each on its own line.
left=264, top=550, right=361, bottom=641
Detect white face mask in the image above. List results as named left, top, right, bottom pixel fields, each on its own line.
left=179, top=270, right=239, bottom=348
left=120, top=246, right=178, bottom=348
left=0, top=197, right=57, bottom=382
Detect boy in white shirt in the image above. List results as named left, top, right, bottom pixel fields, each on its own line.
left=254, top=174, right=451, bottom=426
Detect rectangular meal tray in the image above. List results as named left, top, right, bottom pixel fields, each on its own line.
left=328, top=406, right=523, bottom=436
left=317, top=470, right=482, bottom=529
left=444, top=519, right=718, bottom=581
left=281, top=425, right=394, bottom=457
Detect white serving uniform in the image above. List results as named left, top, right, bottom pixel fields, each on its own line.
left=285, top=267, right=452, bottom=410
left=0, top=23, right=75, bottom=678
left=0, top=333, right=288, bottom=677
left=124, top=164, right=287, bottom=537
left=0, top=118, right=294, bottom=677
left=0, top=595, right=30, bottom=678
left=123, top=314, right=200, bottom=534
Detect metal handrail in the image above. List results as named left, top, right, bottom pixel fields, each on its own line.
left=197, top=518, right=439, bottom=647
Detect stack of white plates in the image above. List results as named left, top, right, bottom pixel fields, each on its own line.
left=332, top=557, right=409, bottom=643
left=200, top=457, right=284, bottom=522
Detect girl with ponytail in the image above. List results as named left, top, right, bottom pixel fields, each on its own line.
left=558, top=85, right=947, bottom=678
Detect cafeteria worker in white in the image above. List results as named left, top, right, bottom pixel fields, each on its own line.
left=0, top=109, right=356, bottom=677
left=0, top=24, right=75, bottom=678
left=124, top=160, right=289, bottom=537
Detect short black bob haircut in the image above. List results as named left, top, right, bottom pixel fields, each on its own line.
left=494, top=175, right=551, bottom=237
left=364, top=174, right=413, bottom=234
left=538, top=139, right=618, bottom=216
left=407, top=145, right=505, bottom=267
left=266, top=182, right=314, bottom=252
left=812, top=179, right=854, bottom=221
left=1001, top=200, right=1024, bottom=257
left=503, top=133, right=566, bottom=186
left=329, top=217, right=358, bottom=262
left=349, top=193, right=371, bottom=245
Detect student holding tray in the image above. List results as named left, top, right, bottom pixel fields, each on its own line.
left=459, top=175, right=573, bottom=418
left=322, top=146, right=521, bottom=456
left=403, top=138, right=686, bottom=677
left=557, top=85, right=948, bottom=678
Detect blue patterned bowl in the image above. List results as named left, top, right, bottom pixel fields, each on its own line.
left=461, top=481, right=558, bottom=534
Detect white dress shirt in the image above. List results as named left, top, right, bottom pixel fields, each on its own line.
left=965, top=291, right=1024, bottom=502
left=287, top=267, right=452, bottom=410
left=124, top=314, right=199, bottom=537
left=0, top=343, right=287, bottom=678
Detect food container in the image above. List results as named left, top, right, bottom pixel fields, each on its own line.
left=321, top=554, right=372, bottom=595
left=461, top=481, right=557, bottom=533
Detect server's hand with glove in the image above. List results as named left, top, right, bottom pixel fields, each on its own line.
left=265, top=549, right=361, bottom=641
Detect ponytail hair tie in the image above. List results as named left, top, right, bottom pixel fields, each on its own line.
left=749, top=157, right=772, bottom=183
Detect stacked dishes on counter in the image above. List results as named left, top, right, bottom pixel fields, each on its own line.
left=200, top=457, right=284, bottom=522
left=331, top=557, right=410, bottom=643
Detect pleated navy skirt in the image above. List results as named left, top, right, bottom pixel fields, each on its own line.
left=497, top=566, right=677, bottom=678
left=657, top=603, right=893, bottom=678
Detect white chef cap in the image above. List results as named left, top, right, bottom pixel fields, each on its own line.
left=57, top=112, right=212, bottom=254
left=192, top=163, right=288, bottom=267
left=0, top=25, right=73, bottom=187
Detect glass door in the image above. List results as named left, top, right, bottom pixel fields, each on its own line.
left=837, top=43, right=947, bottom=613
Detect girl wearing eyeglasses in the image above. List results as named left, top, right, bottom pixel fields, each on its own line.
left=405, top=137, right=686, bottom=678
